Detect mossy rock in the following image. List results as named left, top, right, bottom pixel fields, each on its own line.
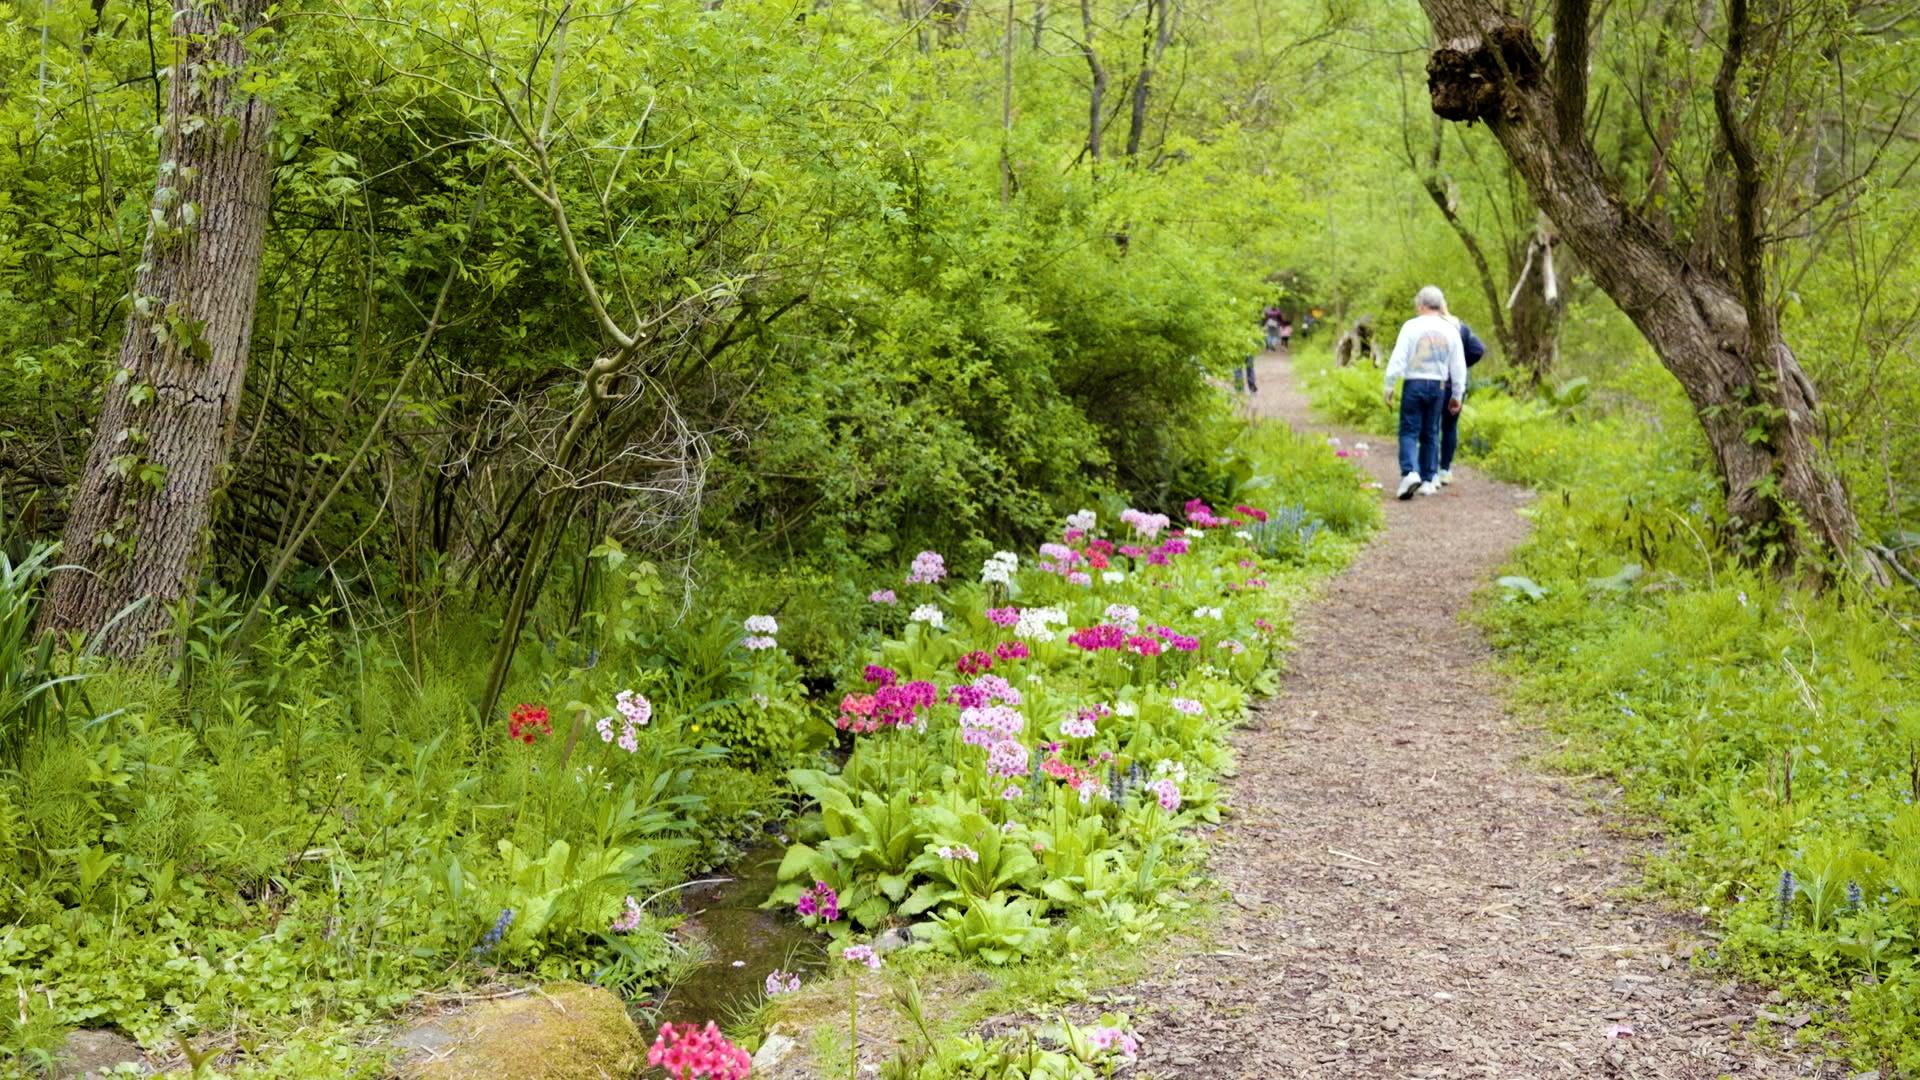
left=393, top=983, right=644, bottom=1079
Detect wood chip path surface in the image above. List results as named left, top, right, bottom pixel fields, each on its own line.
left=1117, top=352, right=1849, bottom=1079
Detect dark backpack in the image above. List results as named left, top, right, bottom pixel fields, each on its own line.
left=1459, top=321, right=1487, bottom=367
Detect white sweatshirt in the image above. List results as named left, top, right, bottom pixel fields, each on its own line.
left=1384, top=312, right=1467, bottom=400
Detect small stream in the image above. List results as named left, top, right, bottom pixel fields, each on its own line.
left=649, top=837, right=824, bottom=1028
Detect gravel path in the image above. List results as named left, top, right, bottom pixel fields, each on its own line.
left=1121, top=352, right=1843, bottom=1079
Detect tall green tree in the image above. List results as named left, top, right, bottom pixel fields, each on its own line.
left=39, top=0, right=276, bottom=653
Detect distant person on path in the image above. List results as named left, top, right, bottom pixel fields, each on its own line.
left=1434, top=299, right=1487, bottom=486
left=1233, top=337, right=1260, bottom=395
left=1277, top=313, right=1293, bottom=352
left=1261, top=303, right=1285, bottom=351
left=1382, top=286, right=1467, bottom=500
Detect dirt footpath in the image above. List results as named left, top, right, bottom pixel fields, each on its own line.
left=1118, top=352, right=1845, bottom=1079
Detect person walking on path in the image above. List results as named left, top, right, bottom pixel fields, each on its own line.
left=1261, top=303, right=1285, bottom=351
left=1233, top=336, right=1260, bottom=396
left=1435, top=300, right=1487, bottom=486
left=1277, top=313, right=1293, bottom=352
left=1382, top=286, right=1467, bottom=500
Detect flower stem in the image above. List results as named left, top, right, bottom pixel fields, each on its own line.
left=847, top=971, right=860, bottom=1080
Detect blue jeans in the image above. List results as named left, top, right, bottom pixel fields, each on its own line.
left=1233, top=356, right=1258, bottom=393
left=1397, top=380, right=1445, bottom=482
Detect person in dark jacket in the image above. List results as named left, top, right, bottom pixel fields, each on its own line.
left=1435, top=300, right=1487, bottom=486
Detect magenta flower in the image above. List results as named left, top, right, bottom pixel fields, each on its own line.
left=986, top=605, right=1021, bottom=627
left=956, top=650, right=994, bottom=676
left=863, top=663, right=899, bottom=687
left=1068, top=624, right=1127, bottom=651
left=796, top=881, right=840, bottom=922
left=994, top=640, right=1030, bottom=662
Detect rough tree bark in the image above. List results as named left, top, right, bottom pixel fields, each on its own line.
left=1418, top=0, right=1861, bottom=572
left=39, top=0, right=275, bottom=655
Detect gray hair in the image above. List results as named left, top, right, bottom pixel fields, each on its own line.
left=1415, top=285, right=1446, bottom=312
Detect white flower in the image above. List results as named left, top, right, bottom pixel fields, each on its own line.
left=1233, top=530, right=1252, bottom=541
left=1013, top=605, right=1067, bottom=642
left=1192, top=606, right=1224, bottom=621
left=1113, top=700, right=1138, bottom=717
left=910, top=604, right=945, bottom=628
left=1101, top=571, right=1125, bottom=584
left=1067, top=510, right=1097, bottom=532
left=744, top=614, right=779, bottom=635
left=980, top=550, right=1018, bottom=585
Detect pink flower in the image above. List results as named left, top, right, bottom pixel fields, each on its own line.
left=1171, top=697, right=1204, bottom=715
left=906, top=551, right=947, bottom=585
left=863, top=664, right=898, bottom=687
left=842, top=944, right=883, bottom=971
left=796, top=881, right=839, bottom=922
left=610, top=895, right=644, bottom=933
left=1126, top=635, right=1163, bottom=657
left=1149, top=777, right=1182, bottom=812
left=1067, top=571, right=1092, bottom=586
left=1090, top=1026, right=1141, bottom=1060
left=765, top=969, right=801, bottom=996
left=986, top=606, right=1021, bottom=627
left=956, top=650, right=995, bottom=676
left=1001, top=784, right=1023, bottom=801
left=1068, top=624, right=1127, bottom=651
left=986, top=739, right=1031, bottom=778
left=994, top=640, right=1030, bottom=662
left=647, top=1022, right=752, bottom=1080
left=870, top=589, right=898, bottom=604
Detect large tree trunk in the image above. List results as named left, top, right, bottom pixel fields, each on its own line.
left=1418, top=0, right=1859, bottom=572
left=39, top=0, right=274, bottom=655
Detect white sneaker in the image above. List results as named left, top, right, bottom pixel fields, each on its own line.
left=1418, top=481, right=1439, bottom=496
left=1396, top=473, right=1421, bottom=500
left=1437, top=469, right=1453, bottom=486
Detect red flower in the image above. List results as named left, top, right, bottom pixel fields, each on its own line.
left=508, top=703, right=552, bottom=744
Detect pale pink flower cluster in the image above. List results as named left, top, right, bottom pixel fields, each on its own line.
left=596, top=690, right=651, bottom=752
left=972, top=674, right=1022, bottom=705
left=1149, top=778, right=1182, bottom=812
left=1090, top=1026, right=1141, bottom=1060
left=1060, top=714, right=1097, bottom=739
left=1001, top=784, right=1023, bottom=801
left=986, top=739, right=1031, bottom=778
left=610, top=895, right=644, bottom=933
left=938, top=844, right=980, bottom=863
left=843, top=944, right=883, bottom=971
left=960, top=705, right=1025, bottom=746
left=907, top=550, right=947, bottom=585
left=1170, top=697, right=1204, bottom=716
left=765, top=969, right=802, bottom=996
left=742, top=613, right=780, bottom=651
left=1120, top=508, right=1171, bottom=539
left=870, top=588, right=898, bottom=604
left=1103, top=604, right=1140, bottom=631
left=1067, top=509, right=1097, bottom=532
